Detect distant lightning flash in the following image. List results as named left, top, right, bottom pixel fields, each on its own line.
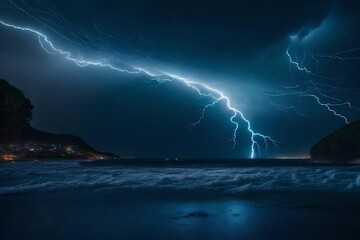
left=319, top=47, right=360, bottom=61
left=269, top=91, right=350, bottom=124
left=0, top=19, right=277, bottom=158
left=285, top=43, right=353, bottom=124
left=286, top=46, right=337, bottom=81
left=286, top=46, right=313, bottom=75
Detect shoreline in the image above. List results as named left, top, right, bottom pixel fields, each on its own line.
left=2, top=157, right=360, bottom=166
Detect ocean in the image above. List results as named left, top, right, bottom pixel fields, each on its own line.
left=1, top=160, right=360, bottom=239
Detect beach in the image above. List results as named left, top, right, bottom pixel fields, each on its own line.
left=1, top=160, right=360, bottom=239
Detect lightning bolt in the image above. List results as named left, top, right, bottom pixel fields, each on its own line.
left=284, top=43, right=354, bottom=124
left=286, top=45, right=337, bottom=81
left=0, top=19, right=277, bottom=158
left=271, top=88, right=360, bottom=124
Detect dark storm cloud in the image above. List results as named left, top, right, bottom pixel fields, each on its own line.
left=50, top=0, right=333, bottom=63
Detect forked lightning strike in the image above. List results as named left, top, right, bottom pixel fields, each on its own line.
left=0, top=20, right=277, bottom=158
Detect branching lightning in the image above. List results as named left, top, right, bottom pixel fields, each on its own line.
left=0, top=19, right=278, bottom=158
left=285, top=45, right=350, bottom=123
left=277, top=37, right=360, bottom=124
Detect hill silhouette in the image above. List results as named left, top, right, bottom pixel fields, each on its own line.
left=0, top=79, right=118, bottom=160
left=310, top=121, right=360, bottom=162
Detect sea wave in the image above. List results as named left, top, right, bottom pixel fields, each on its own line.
left=1, top=161, right=360, bottom=195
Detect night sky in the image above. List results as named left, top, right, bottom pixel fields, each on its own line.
left=1, top=0, right=360, bottom=158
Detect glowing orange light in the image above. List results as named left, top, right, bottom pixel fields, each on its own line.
left=1, top=154, right=18, bottom=161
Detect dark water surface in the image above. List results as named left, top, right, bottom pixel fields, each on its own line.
left=1, top=160, right=360, bottom=240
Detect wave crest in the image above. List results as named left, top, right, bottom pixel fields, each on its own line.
left=2, top=161, right=360, bottom=195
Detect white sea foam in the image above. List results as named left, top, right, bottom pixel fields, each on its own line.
left=1, top=161, right=360, bottom=195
